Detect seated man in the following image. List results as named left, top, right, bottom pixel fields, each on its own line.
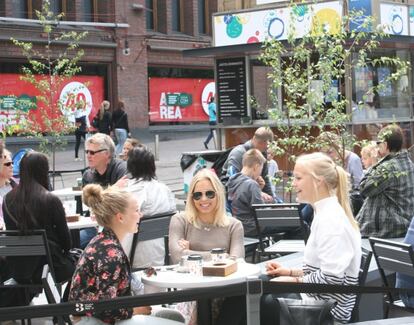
left=80, top=133, right=127, bottom=248
left=357, top=124, right=414, bottom=238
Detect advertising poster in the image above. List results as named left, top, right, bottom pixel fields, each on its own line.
left=380, top=3, right=408, bottom=36
left=149, top=77, right=215, bottom=123
left=213, top=1, right=342, bottom=46
left=349, top=0, right=372, bottom=32
left=0, top=74, right=104, bottom=132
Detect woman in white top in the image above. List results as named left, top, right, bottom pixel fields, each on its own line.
left=121, top=146, right=176, bottom=268
left=261, top=152, right=361, bottom=324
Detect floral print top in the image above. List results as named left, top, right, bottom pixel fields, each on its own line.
left=69, top=228, right=132, bottom=324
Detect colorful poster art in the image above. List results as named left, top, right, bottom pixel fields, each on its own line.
left=213, top=1, right=342, bottom=47
left=0, top=74, right=104, bottom=132
left=149, top=78, right=215, bottom=123
left=380, top=3, right=408, bottom=36
left=349, top=0, right=372, bottom=32
left=410, top=6, right=414, bottom=36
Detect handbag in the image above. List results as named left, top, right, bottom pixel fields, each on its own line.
left=277, top=298, right=335, bottom=325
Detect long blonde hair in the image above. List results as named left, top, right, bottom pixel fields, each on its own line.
left=185, top=169, right=228, bottom=228
left=296, top=152, right=359, bottom=230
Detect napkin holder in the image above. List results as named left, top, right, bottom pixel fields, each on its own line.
left=66, top=214, right=80, bottom=223
left=202, top=260, right=237, bottom=277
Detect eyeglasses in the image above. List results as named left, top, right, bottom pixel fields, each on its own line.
left=3, top=162, right=13, bottom=167
left=192, top=190, right=216, bottom=200
left=143, top=267, right=157, bottom=277
left=85, top=149, right=107, bottom=156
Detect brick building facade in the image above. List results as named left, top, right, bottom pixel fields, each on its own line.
left=0, top=0, right=217, bottom=129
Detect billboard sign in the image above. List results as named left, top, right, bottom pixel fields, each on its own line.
left=149, top=77, right=215, bottom=123
left=0, top=74, right=104, bottom=132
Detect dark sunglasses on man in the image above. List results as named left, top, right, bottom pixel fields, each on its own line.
left=85, top=149, right=107, bottom=156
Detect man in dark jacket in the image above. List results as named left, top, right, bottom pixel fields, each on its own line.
left=222, top=126, right=275, bottom=202
left=80, top=133, right=127, bottom=247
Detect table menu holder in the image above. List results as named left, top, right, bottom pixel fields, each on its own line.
left=202, top=260, right=237, bottom=277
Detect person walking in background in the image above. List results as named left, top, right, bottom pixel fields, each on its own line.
left=92, top=100, right=112, bottom=135
left=112, top=100, right=130, bottom=155
left=74, top=103, right=89, bottom=161
left=203, top=96, right=217, bottom=150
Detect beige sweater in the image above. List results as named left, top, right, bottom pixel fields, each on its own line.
left=169, top=213, right=245, bottom=265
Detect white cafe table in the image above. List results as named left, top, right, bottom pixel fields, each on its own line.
left=67, top=217, right=98, bottom=248
left=141, top=261, right=261, bottom=289
left=52, top=188, right=83, bottom=198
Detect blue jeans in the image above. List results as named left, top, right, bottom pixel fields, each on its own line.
left=115, top=128, right=128, bottom=155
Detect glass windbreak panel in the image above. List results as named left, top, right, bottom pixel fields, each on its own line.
left=198, top=0, right=206, bottom=34
left=250, top=59, right=277, bottom=120
left=352, top=50, right=410, bottom=122
left=81, top=0, right=93, bottom=22
left=353, top=122, right=412, bottom=148
left=146, top=0, right=154, bottom=30
left=172, top=0, right=181, bottom=32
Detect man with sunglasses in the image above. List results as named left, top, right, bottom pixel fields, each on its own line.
left=80, top=133, right=127, bottom=248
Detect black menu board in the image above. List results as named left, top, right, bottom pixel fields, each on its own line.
left=216, top=57, right=247, bottom=124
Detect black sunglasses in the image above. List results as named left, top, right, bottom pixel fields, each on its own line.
left=3, top=162, right=12, bottom=167
left=192, top=190, right=216, bottom=200
left=85, top=149, right=107, bottom=156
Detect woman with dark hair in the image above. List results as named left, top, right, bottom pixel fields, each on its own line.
left=121, top=146, right=176, bottom=269
left=2, top=152, right=74, bottom=296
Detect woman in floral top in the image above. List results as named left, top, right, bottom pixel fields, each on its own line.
left=69, top=184, right=150, bottom=324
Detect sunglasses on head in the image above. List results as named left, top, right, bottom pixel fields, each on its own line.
left=3, top=162, right=12, bottom=167
left=85, top=149, right=107, bottom=156
left=192, top=190, right=216, bottom=200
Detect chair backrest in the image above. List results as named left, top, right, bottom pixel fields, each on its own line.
left=0, top=230, right=56, bottom=282
left=369, top=237, right=414, bottom=303
left=41, top=264, right=65, bottom=325
left=129, top=211, right=176, bottom=266
left=350, top=247, right=373, bottom=322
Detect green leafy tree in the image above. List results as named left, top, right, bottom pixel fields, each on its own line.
left=259, top=2, right=409, bottom=199
left=9, top=0, right=87, bottom=187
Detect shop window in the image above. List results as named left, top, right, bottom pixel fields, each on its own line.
left=351, top=50, right=410, bottom=122
left=172, top=0, right=184, bottom=32
left=27, top=0, right=66, bottom=19
left=146, top=0, right=157, bottom=31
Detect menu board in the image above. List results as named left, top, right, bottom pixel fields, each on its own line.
left=216, top=57, right=248, bottom=124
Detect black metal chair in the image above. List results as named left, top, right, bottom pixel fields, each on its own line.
left=41, top=265, right=65, bottom=325
left=350, top=247, right=373, bottom=322
left=369, top=237, right=414, bottom=318
left=252, top=203, right=308, bottom=262
left=129, top=211, right=177, bottom=271
left=0, top=230, right=58, bottom=324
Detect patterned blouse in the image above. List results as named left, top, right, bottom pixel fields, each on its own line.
left=69, top=228, right=133, bottom=324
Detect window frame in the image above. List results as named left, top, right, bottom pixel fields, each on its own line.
left=171, top=0, right=184, bottom=33
left=146, top=0, right=158, bottom=31
left=198, top=0, right=210, bottom=35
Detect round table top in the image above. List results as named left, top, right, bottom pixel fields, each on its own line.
left=66, top=216, right=97, bottom=230
left=141, top=262, right=261, bottom=289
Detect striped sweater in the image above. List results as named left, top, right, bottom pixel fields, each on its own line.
left=302, top=196, right=362, bottom=323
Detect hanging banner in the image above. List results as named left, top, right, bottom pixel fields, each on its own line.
left=349, top=0, right=372, bottom=32
left=0, top=74, right=104, bottom=132
left=149, top=77, right=215, bottom=123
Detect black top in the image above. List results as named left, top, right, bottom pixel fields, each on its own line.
left=96, top=111, right=112, bottom=135
left=82, top=158, right=127, bottom=187
left=75, top=115, right=87, bottom=133
left=112, top=109, right=129, bottom=133
left=3, top=188, right=73, bottom=283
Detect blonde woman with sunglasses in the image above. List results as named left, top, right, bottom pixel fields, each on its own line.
left=169, top=168, right=244, bottom=264
left=169, top=168, right=245, bottom=325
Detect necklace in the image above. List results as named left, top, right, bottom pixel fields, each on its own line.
left=203, top=226, right=211, bottom=232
